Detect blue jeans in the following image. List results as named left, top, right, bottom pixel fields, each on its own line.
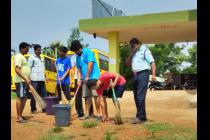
left=133, top=70, right=150, bottom=121
left=29, top=81, right=47, bottom=112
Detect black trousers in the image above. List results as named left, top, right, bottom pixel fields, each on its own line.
left=133, top=70, right=150, bottom=121
left=28, top=81, right=47, bottom=112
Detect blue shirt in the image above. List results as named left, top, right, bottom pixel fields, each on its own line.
left=76, top=48, right=100, bottom=80
left=56, top=56, right=72, bottom=84
left=131, top=45, right=154, bottom=72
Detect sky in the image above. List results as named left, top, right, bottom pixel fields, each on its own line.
left=11, top=0, right=197, bottom=54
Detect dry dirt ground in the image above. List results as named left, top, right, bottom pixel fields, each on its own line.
left=11, top=90, right=197, bottom=140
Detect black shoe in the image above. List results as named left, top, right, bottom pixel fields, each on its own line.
left=78, top=114, right=84, bottom=118
left=96, top=116, right=102, bottom=121
left=31, top=110, right=38, bottom=114
left=132, top=118, right=147, bottom=124
left=42, top=109, right=46, bottom=113
left=79, top=114, right=90, bottom=120
left=89, top=114, right=96, bottom=118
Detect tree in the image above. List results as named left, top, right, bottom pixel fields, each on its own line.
left=42, top=40, right=63, bottom=58
left=119, top=43, right=133, bottom=89
left=182, top=44, right=197, bottom=74
left=149, top=43, right=185, bottom=76
left=119, top=43, right=187, bottom=90
left=67, top=28, right=89, bottom=49
left=50, top=40, right=64, bottom=58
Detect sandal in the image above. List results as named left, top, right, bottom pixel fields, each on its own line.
left=22, top=116, right=27, bottom=120
left=16, top=119, right=27, bottom=123
left=96, top=116, right=102, bottom=121
left=106, top=119, right=114, bottom=123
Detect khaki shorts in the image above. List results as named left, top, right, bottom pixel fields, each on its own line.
left=82, top=82, right=98, bottom=98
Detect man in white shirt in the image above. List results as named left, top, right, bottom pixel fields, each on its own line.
left=126, top=37, right=156, bottom=124
left=28, top=44, right=47, bottom=113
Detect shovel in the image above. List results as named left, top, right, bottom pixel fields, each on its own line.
left=110, top=79, right=123, bottom=125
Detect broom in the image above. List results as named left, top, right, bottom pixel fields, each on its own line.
left=28, top=84, right=46, bottom=110
left=58, top=77, right=69, bottom=104
left=70, top=81, right=82, bottom=107
left=55, top=65, right=69, bottom=104
left=110, top=79, right=123, bottom=125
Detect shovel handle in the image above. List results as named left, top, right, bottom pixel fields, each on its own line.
left=110, top=79, right=117, bottom=101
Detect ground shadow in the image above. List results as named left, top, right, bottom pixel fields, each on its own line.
left=22, top=115, right=33, bottom=120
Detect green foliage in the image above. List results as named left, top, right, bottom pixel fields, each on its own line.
left=50, top=41, right=64, bottom=58
left=119, top=43, right=133, bottom=90
left=142, top=122, right=197, bottom=140
left=144, top=122, right=172, bottom=133
left=49, top=127, right=63, bottom=133
left=38, top=134, right=75, bottom=140
left=182, top=44, right=197, bottom=74
left=82, top=120, right=98, bottom=128
left=42, top=40, right=63, bottom=58
left=103, top=130, right=118, bottom=140
left=42, top=47, right=55, bottom=57
left=119, top=43, right=197, bottom=89
left=67, top=28, right=89, bottom=49
left=42, top=28, right=89, bottom=58
left=149, top=43, right=185, bottom=75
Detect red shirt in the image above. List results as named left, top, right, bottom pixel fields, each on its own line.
left=96, top=72, right=126, bottom=95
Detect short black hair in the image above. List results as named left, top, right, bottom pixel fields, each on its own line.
left=19, top=42, right=30, bottom=51
left=59, top=46, right=68, bottom=53
left=70, top=40, right=83, bottom=52
left=33, top=44, right=41, bottom=50
left=129, top=37, right=142, bottom=46
left=86, top=79, right=98, bottom=89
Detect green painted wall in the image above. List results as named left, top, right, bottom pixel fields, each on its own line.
left=79, top=9, right=197, bottom=31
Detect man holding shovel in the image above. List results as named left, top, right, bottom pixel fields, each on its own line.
left=56, top=46, right=72, bottom=102
left=86, top=72, right=126, bottom=122
left=14, top=42, right=31, bottom=123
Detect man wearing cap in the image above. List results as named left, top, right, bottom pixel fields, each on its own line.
left=14, top=42, right=31, bottom=123
left=126, top=37, right=156, bottom=124
left=28, top=44, right=48, bottom=113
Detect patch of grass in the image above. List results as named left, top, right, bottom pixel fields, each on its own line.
left=82, top=120, right=98, bottom=128
left=157, top=132, right=197, bottom=140
left=11, top=92, right=17, bottom=100
left=38, top=134, right=75, bottom=140
left=144, top=122, right=172, bottom=134
left=103, top=130, right=118, bottom=140
left=142, top=122, right=197, bottom=140
left=49, top=127, right=63, bottom=133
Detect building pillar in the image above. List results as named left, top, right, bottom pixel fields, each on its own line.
left=108, top=32, right=119, bottom=73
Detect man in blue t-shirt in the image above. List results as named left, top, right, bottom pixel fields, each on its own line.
left=70, top=40, right=101, bottom=120
left=56, top=46, right=72, bottom=102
